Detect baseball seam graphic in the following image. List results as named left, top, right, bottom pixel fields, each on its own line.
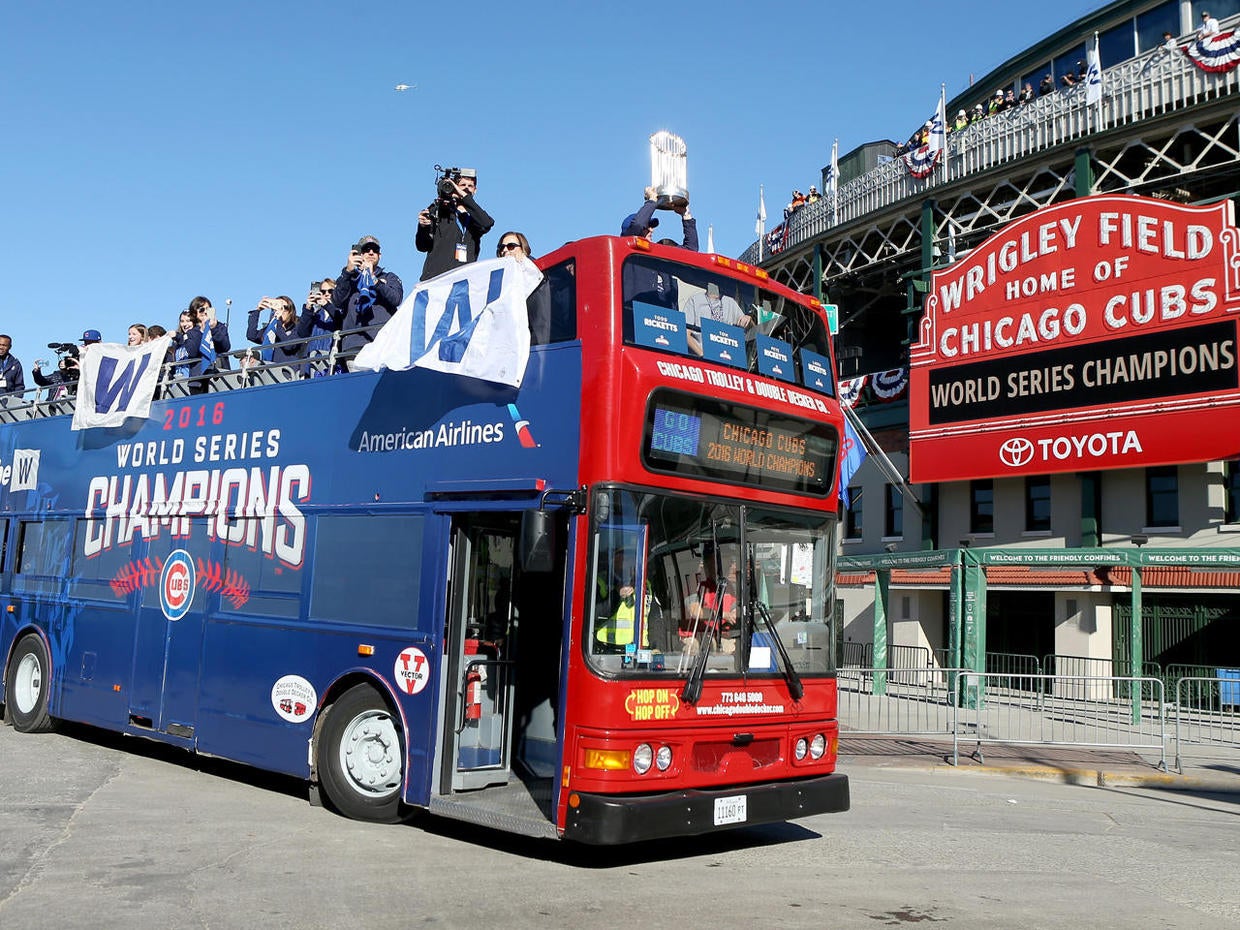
left=110, top=556, right=251, bottom=608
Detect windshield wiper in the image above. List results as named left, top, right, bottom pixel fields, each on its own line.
left=681, top=575, right=728, bottom=704
left=753, top=599, right=804, bottom=701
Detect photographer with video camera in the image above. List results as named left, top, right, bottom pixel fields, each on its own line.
left=328, top=236, right=404, bottom=363
left=416, top=166, right=495, bottom=281
left=33, top=330, right=97, bottom=396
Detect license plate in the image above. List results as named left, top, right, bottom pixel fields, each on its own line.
left=713, top=794, right=748, bottom=826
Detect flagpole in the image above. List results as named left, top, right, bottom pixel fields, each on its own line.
left=756, top=184, right=766, bottom=261
left=831, top=139, right=839, bottom=222
left=844, top=405, right=925, bottom=515
left=1094, top=32, right=1103, bottom=127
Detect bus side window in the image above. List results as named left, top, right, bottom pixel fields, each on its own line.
left=528, top=260, right=577, bottom=346
left=310, top=515, right=425, bottom=628
left=69, top=519, right=132, bottom=602
left=13, top=520, right=73, bottom=596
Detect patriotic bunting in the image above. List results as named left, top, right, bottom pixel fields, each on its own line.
left=1184, top=30, right=1240, bottom=73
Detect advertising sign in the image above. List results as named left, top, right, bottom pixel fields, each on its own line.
left=909, top=195, right=1240, bottom=482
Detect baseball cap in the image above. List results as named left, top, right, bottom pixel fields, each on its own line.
left=354, top=235, right=381, bottom=252
left=621, top=213, right=658, bottom=234
left=81, top=329, right=101, bottom=343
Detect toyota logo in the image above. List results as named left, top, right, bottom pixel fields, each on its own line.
left=999, top=437, right=1035, bottom=467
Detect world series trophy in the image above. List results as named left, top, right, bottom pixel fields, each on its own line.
left=649, top=130, right=688, bottom=210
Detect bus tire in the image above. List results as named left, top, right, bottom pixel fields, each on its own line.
left=318, top=684, right=405, bottom=823
left=6, top=635, right=55, bottom=733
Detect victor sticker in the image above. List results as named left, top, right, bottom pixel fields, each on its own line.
left=394, top=647, right=430, bottom=695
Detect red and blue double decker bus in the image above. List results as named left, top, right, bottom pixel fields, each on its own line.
left=0, top=234, right=848, bottom=844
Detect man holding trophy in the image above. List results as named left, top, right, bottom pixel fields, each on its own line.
left=620, top=131, right=698, bottom=251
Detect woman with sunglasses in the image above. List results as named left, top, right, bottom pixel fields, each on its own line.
left=496, top=231, right=532, bottom=261
left=498, top=231, right=553, bottom=346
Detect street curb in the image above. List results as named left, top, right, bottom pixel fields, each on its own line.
left=917, top=761, right=1240, bottom=793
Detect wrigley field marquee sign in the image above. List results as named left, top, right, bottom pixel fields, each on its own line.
left=909, top=195, right=1240, bottom=482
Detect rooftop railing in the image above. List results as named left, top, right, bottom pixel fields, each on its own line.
left=0, top=323, right=381, bottom=424
left=741, top=20, right=1240, bottom=265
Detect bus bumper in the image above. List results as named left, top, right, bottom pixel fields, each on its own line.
left=563, top=772, right=849, bottom=845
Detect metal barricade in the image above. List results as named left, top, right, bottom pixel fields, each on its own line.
left=837, top=665, right=961, bottom=736
left=952, top=673, right=1166, bottom=770
left=984, top=651, right=1042, bottom=694
left=1173, top=676, right=1240, bottom=774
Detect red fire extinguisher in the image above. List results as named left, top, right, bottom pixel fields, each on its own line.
left=465, top=665, right=483, bottom=721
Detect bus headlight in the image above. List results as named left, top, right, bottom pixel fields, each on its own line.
left=655, top=745, right=672, bottom=771
left=809, top=733, right=826, bottom=759
left=794, top=737, right=808, bottom=761
left=633, top=743, right=654, bottom=774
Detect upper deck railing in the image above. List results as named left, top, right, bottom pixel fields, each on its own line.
left=740, top=21, right=1240, bottom=266
left=0, top=324, right=378, bottom=424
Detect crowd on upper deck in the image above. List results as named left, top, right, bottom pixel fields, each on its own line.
left=0, top=176, right=704, bottom=401
left=892, top=11, right=1224, bottom=157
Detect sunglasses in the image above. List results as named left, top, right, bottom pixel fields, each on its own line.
left=500, top=241, right=522, bottom=252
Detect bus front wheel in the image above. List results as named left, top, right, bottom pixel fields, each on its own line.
left=6, top=635, right=55, bottom=733
left=318, top=684, right=405, bottom=823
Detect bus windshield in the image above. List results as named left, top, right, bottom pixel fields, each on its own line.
left=621, top=255, right=835, bottom=395
left=587, top=488, right=836, bottom=680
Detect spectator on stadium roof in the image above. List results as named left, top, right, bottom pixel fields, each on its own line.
left=953, top=109, right=969, bottom=132
left=1039, top=73, right=1055, bottom=96
left=1198, top=10, right=1220, bottom=39
left=1019, top=83, right=1035, bottom=105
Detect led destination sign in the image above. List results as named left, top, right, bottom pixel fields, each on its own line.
left=644, top=391, right=836, bottom=496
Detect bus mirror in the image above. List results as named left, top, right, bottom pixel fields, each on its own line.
left=520, top=509, right=556, bottom=573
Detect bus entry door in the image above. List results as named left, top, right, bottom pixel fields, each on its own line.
left=442, top=515, right=519, bottom=791
left=129, top=530, right=212, bottom=740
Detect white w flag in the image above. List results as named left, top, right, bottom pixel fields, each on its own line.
left=928, top=85, right=947, bottom=155
left=755, top=186, right=767, bottom=237
left=353, top=257, right=543, bottom=387
left=71, top=335, right=171, bottom=430
left=1086, top=34, right=1103, bottom=109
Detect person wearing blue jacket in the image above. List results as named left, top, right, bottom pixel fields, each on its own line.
left=329, top=235, right=404, bottom=360
left=247, top=296, right=306, bottom=366
left=621, top=186, right=698, bottom=251
left=0, top=335, right=25, bottom=395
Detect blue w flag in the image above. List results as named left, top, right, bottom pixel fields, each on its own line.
left=839, top=416, right=867, bottom=509
left=72, top=336, right=172, bottom=430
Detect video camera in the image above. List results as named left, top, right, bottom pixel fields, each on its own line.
left=47, top=342, right=80, bottom=359
left=433, top=164, right=464, bottom=200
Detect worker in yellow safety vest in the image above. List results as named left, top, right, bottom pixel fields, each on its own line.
left=595, top=549, right=650, bottom=650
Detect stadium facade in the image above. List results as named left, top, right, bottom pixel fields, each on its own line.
left=744, top=0, right=1240, bottom=683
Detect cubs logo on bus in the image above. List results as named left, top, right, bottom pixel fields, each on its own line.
left=159, top=549, right=195, bottom=621
left=394, top=646, right=430, bottom=695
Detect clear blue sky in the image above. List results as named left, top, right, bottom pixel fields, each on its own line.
left=1, top=0, right=1100, bottom=362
